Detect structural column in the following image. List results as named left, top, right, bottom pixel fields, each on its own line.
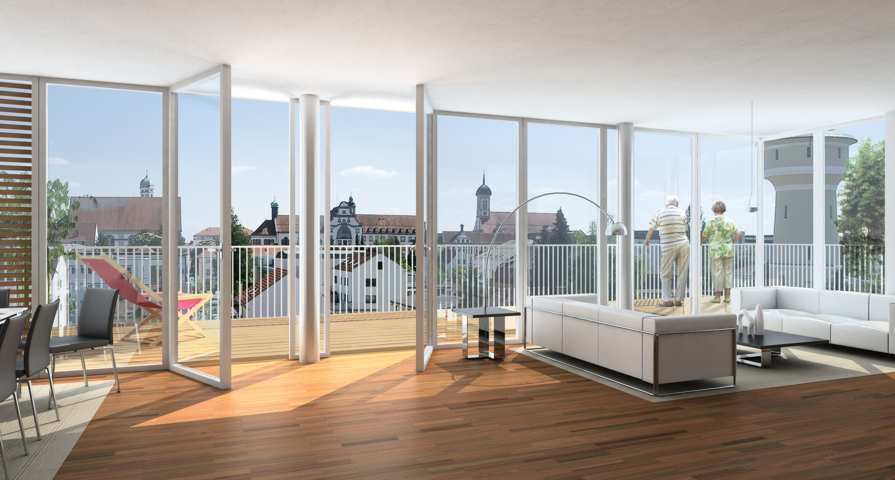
left=812, top=130, right=826, bottom=290
left=617, top=122, right=634, bottom=309
left=298, top=94, right=320, bottom=363
left=886, top=112, right=895, bottom=294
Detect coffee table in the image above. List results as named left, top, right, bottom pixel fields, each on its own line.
left=736, top=331, right=828, bottom=368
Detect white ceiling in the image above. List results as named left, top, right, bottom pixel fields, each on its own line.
left=3, top=0, right=894, bottom=135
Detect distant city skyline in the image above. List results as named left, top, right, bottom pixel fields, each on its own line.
left=47, top=84, right=885, bottom=240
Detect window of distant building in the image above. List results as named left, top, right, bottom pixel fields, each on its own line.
left=377, top=261, right=383, bottom=270
left=365, top=278, right=377, bottom=287
left=365, top=294, right=377, bottom=304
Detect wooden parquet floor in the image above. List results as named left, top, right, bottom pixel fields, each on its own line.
left=55, top=348, right=895, bottom=480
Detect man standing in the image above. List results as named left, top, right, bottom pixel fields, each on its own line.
left=644, top=195, right=689, bottom=307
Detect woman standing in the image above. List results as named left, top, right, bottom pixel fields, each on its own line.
left=702, top=201, right=742, bottom=304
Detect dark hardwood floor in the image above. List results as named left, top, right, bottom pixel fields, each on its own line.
left=55, top=349, right=895, bottom=479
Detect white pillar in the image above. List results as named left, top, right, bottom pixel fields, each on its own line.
left=755, top=139, right=765, bottom=287
left=516, top=119, right=529, bottom=314
left=299, top=94, right=320, bottom=363
left=689, top=135, right=701, bottom=313
left=617, top=122, right=634, bottom=309
left=886, top=112, right=895, bottom=294
left=287, top=99, right=298, bottom=360
left=598, top=127, right=609, bottom=305
left=812, top=130, right=826, bottom=290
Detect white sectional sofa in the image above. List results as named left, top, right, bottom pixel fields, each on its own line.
left=732, top=286, right=895, bottom=354
left=526, top=294, right=736, bottom=395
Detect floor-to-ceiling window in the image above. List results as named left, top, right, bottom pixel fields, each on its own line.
left=700, top=135, right=756, bottom=311
left=527, top=122, right=599, bottom=299
left=436, top=114, right=518, bottom=345
left=46, top=82, right=165, bottom=371
left=230, top=98, right=289, bottom=358
left=329, top=105, right=416, bottom=352
left=826, top=119, right=885, bottom=293
left=633, top=131, right=692, bottom=314
left=763, top=134, right=815, bottom=288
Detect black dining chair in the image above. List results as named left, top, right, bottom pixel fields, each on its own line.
left=0, top=312, right=30, bottom=478
left=49, top=289, right=121, bottom=393
left=17, top=300, right=60, bottom=440
left=0, top=290, right=9, bottom=309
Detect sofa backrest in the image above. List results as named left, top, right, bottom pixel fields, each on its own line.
left=868, top=294, right=895, bottom=322
left=820, top=291, right=869, bottom=320
left=735, top=287, right=777, bottom=310
left=777, top=287, right=820, bottom=313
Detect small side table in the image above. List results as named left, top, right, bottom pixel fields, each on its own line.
left=453, top=307, right=520, bottom=361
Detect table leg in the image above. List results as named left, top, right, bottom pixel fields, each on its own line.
left=462, top=315, right=469, bottom=358
left=760, top=348, right=773, bottom=367
left=478, top=317, right=489, bottom=359
left=493, top=317, right=505, bottom=360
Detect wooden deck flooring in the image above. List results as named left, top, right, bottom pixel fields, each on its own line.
left=55, top=348, right=895, bottom=479
left=52, top=296, right=735, bottom=373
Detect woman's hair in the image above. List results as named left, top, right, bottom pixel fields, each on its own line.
left=712, top=201, right=726, bottom=214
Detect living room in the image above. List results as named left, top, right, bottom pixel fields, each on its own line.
left=1, top=1, right=895, bottom=478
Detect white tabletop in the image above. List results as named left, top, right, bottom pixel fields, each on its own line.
left=0, top=307, right=27, bottom=321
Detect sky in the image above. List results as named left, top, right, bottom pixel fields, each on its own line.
left=47, top=84, right=885, bottom=240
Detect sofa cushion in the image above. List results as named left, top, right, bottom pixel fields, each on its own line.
left=735, top=287, right=777, bottom=311
left=780, top=315, right=831, bottom=340
left=741, top=308, right=785, bottom=332
left=868, top=295, right=895, bottom=322
left=643, top=313, right=735, bottom=334
left=809, top=314, right=864, bottom=325
left=562, top=300, right=599, bottom=322
left=830, top=321, right=890, bottom=354
left=819, top=291, right=868, bottom=320
left=598, top=308, right=649, bottom=331
left=777, top=287, right=820, bottom=313
left=530, top=296, right=564, bottom=314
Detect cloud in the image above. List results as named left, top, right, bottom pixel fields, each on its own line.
left=48, top=156, right=70, bottom=166
left=232, top=164, right=257, bottom=174
left=339, top=165, right=397, bottom=179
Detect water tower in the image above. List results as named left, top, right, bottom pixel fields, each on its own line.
left=764, top=133, right=857, bottom=284
left=764, top=133, right=857, bottom=244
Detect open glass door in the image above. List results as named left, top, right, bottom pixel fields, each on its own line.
left=416, top=85, right=436, bottom=371
left=167, top=66, right=232, bottom=389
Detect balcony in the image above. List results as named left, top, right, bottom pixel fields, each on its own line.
left=50, top=241, right=884, bottom=372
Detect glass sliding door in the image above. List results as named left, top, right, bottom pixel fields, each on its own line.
left=699, top=135, right=755, bottom=310
left=527, top=122, right=599, bottom=300
left=435, top=113, right=518, bottom=345
left=633, top=131, right=692, bottom=315
left=328, top=105, right=416, bottom=353
left=169, top=66, right=231, bottom=389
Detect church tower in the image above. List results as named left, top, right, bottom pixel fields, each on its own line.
left=139, top=171, right=154, bottom=197
left=473, top=173, right=491, bottom=231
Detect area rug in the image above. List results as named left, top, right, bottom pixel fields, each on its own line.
left=0, top=380, right=112, bottom=479
left=517, top=344, right=895, bottom=402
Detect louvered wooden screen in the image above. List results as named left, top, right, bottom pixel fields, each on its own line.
left=0, top=80, right=33, bottom=308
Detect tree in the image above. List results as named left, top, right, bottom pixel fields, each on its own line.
left=128, top=230, right=162, bottom=246
left=231, top=210, right=254, bottom=298
left=550, top=208, right=572, bottom=244
left=47, top=179, right=78, bottom=280
left=837, top=139, right=885, bottom=289
left=838, top=139, right=884, bottom=246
